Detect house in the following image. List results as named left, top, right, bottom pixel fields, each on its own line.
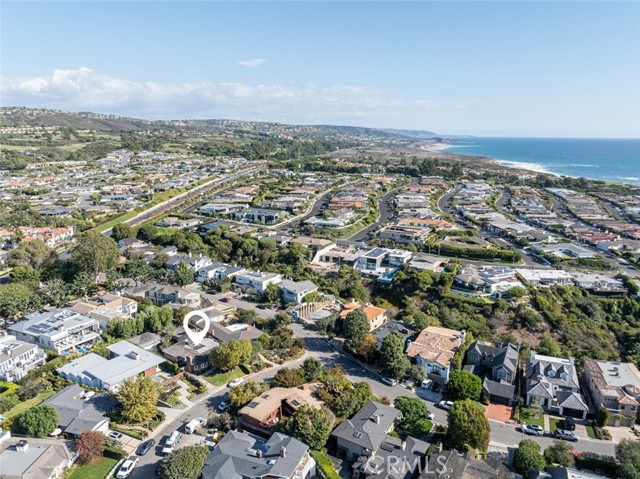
left=9, top=309, right=101, bottom=354
left=372, top=321, right=415, bottom=349
left=162, top=336, right=218, bottom=373
left=0, top=333, right=46, bottom=382
left=234, top=270, right=282, bottom=294
left=238, top=383, right=324, bottom=436
left=340, top=302, right=388, bottom=331
left=378, top=224, right=431, bottom=245
left=117, top=237, right=146, bottom=250
left=354, top=248, right=412, bottom=279
left=127, top=332, right=163, bottom=350
left=165, top=254, right=212, bottom=272
left=422, top=449, right=511, bottom=479
left=331, top=400, right=400, bottom=461
left=279, top=280, right=319, bottom=304
left=525, top=351, right=589, bottom=419
left=570, top=272, right=625, bottom=292
left=70, top=294, right=138, bottom=331
left=331, top=400, right=429, bottom=478
left=529, top=467, right=607, bottom=479
left=43, top=385, right=115, bottom=437
left=131, top=283, right=201, bottom=308
left=406, top=327, right=464, bottom=384
left=0, top=436, right=77, bottom=479
left=233, top=207, right=287, bottom=225
left=0, top=225, right=74, bottom=249
left=515, top=268, right=572, bottom=286
left=57, top=340, right=164, bottom=392
left=407, top=253, right=447, bottom=273
left=583, top=360, right=640, bottom=426
left=196, top=263, right=246, bottom=283
left=209, top=322, right=262, bottom=343
left=465, top=341, right=519, bottom=404
left=201, top=430, right=316, bottom=479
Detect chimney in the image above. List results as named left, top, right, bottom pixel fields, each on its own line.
left=374, top=415, right=380, bottom=424
left=460, top=330, right=467, bottom=345
left=401, top=441, right=406, bottom=451
left=16, top=440, right=29, bottom=452
left=256, top=449, right=263, bottom=458
left=280, top=447, right=287, bottom=458
left=569, top=356, right=575, bottom=365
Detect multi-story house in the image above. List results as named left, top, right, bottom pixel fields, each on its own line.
left=406, top=326, right=464, bottom=384
left=331, top=400, right=428, bottom=478
left=9, top=309, right=101, bottom=354
left=196, top=263, right=246, bottom=283
left=584, top=360, right=640, bottom=427
left=233, top=207, right=287, bottom=225
left=165, top=254, right=212, bottom=272
left=339, top=302, right=388, bottom=332
left=525, top=352, right=589, bottom=419
left=234, top=270, right=282, bottom=294
left=465, top=341, right=519, bottom=404
left=133, top=283, right=201, bottom=307
left=0, top=333, right=46, bottom=382
left=279, top=280, right=319, bottom=304
left=202, top=430, right=316, bottom=479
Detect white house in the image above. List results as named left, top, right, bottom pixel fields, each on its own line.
left=279, top=280, right=319, bottom=304
left=0, top=333, right=46, bottom=382
left=234, top=270, right=283, bottom=294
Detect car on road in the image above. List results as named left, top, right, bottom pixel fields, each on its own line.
left=381, top=377, right=398, bottom=386
left=162, top=431, right=182, bottom=455
left=438, top=400, right=454, bottom=410
left=116, top=456, right=139, bottom=479
left=427, top=411, right=435, bottom=420
left=136, top=439, right=156, bottom=456
left=227, top=377, right=245, bottom=388
left=107, top=431, right=123, bottom=441
left=554, top=429, right=578, bottom=442
left=521, top=424, right=544, bottom=436
left=421, top=379, right=433, bottom=389
left=217, top=400, right=231, bottom=412
left=220, top=297, right=231, bottom=303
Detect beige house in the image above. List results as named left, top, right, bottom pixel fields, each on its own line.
left=339, top=302, right=388, bottom=331
left=406, top=326, right=465, bottom=384
left=584, top=360, right=640, bottom=427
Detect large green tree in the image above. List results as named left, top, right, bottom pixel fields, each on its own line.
left=8, top=239, right=54, bottom=270
left=159, top=445, right=210, bottom=479
left=447, top=370, right=482, bottom=401
left=380, top=332, right=411, bottom=379
left=513, top=440, right=546, bottom=475
left=0, top=283, right=41, bottom=318
left=394, top=396, right=428, bottom=425
left=616, top=439, right=640, bottom=479
left=278, top=405, right=335, bottom=450
left=111, top=223, right=135, bottom=242
left=209, top=339, right=252, bottom=372
left=117, top=376, right=159, bottom=424
left=228, top=381, right=270, bottom=409
left=343, top=308, right=370, bottom=348
left=447, top=399, right=490, bottom=452
left=41, top=278, right=69, bottom=307
left=544, top=441, right=574, bottom=467
left=17, top=404, right=59, bottom=437
left=72, top=231, right=120, bottom=275
left=170, top=263, right=195, bottom=286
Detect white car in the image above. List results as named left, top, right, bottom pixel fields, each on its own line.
left=227, top=378, right=245, bottom=388
left=381, top=377, right=398, bottom=386
left=438, top=400, right=454, bottom=410
left=116, top=456, right=139, bottom=479
left=427, top=411, right=435, bottom=420
left=107, top=431, right=123, bottom=441
left=162, top=431, right=182, bottom=455
left=522, top=424, right=544, bottom=436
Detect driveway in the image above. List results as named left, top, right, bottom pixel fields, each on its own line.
left=485, top=403, right=514, bottom=423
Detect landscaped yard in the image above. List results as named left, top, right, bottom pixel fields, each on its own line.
left=69, top=456, right=118, bottom=479
left=5, top=389, right=55, bottom=419
left=585, top=424, right=598, bottom=439
left=549, top=416, right=563, bottom=431
left=204, top=367, right=245, bottom=386
left=519, top=407, right=545, bottom=428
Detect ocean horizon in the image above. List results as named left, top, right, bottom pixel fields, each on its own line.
left=441, top=137, right=640, bottom=186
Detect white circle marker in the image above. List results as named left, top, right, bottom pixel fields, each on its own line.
left=183, top=310, right=211, bottom=346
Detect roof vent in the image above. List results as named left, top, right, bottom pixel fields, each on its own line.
left=16, top=440, right=29, bottom=452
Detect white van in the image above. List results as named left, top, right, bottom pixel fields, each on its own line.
left=421, top=379, right=433, bottom=389
left=162, top=431, right=182, bottom=455
left=185, top=417, right=205, bottom=434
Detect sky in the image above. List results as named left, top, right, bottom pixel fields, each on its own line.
left=1, top=1, right=639, bottom=138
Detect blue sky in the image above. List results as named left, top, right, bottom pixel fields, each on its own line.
left=2, top=1, right=639, bottom=137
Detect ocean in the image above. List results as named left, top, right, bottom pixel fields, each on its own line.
left=441, top=137, right=640, bottom=186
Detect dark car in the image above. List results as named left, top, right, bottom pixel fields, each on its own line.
left=560, top=417, right=576, bottom=431
left=136, top=439, right=156, bottom=456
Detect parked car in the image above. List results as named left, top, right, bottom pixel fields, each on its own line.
left=560, top=417, right=576, bottom=431
left=381, top=377, right=398, bottom=386
left=522, top=424, right=544, bottom=436
left=421, top=379, right=433, bottom=390
left=217, top=400, right=231, bottom=412
left=227, top=378, right=245, bottom=388
left=116, top=456, right=139, bottom=479
left=427, top=411, right=435, bottom=420
left=136, top=439, right=155, bottom=456
left=162, top=431, right=182, bottom=455
left=108, top=431, right=123, bottom=441
left=438, top=400, right=454, bottom=410
left=220, top=297, right=231, bottom=303
left=431, top=383, right=442, bottom=392
left=185, top=417, right=205, bottom=434
left=554, top=429, right=578, bottom=442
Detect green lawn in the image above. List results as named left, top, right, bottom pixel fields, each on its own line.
left=5, top=389, right=55, bottom=419
left=549, top=416, right=563, bottom=431
left=69, top=456, right=118, bottom=479
left=585, top=424, right=598, bottom=439
left=520, top=407, right=545, bottom=428
left=204, top=367, right=244, bottom=386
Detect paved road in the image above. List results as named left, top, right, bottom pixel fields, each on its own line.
left=347, top=187, right=399, bottom=242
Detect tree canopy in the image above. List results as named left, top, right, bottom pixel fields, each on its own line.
left=513, top=440, right=546, bottom=475
left=447, top=370, right=482, bottom=401
left=159, top=445, right=210, bottom=479
left=380, top=332, right=411, bottom=379
left=17, top=404, right=59, bottom=437
left=278, top=404, right=335, bottom=450
left=447, top=399, right=490, bottom=452
left=117, top=376, right=159, bottom=424
left=209, top=339, right=252, bottom=372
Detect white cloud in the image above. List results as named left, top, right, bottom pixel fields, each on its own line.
left=238, top=58, right=267, bottom=68
left=0, top=67, right=472, bottom=127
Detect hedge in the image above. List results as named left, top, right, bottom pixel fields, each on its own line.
left=310, top=451, right=340, bottom=479
left=103, top=446, right=127, bottom=460
left=575, top=455, right=618, bottom=477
